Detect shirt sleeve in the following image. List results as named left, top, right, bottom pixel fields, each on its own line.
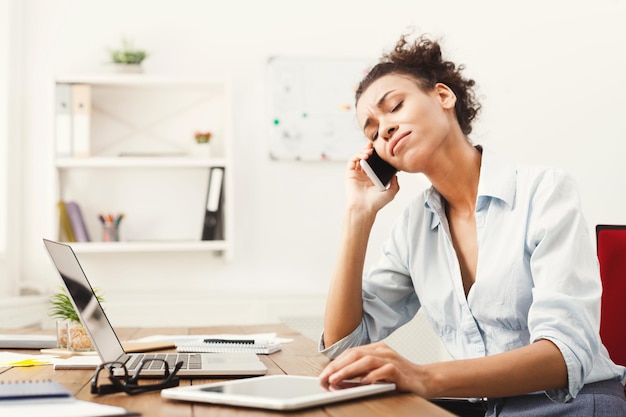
left=319, top=321, right=369, bottom=359
left=525, top=170, right=602, bottom=402
left=319, top=207, right=421, bottom=359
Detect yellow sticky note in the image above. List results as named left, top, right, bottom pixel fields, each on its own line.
left=8, top=359, right=50, bottom=367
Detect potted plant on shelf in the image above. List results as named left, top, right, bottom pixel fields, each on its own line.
left=193, top=131, right=213, bottom=157
left=108, top=38, right=148, bottom=73
left=49, top=286, right=104, bottom=351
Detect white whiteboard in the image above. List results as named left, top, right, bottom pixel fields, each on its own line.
left=267, top=56, right=374, bottom=161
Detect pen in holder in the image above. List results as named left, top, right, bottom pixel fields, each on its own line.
left=99, top=213, right=123, bottom=242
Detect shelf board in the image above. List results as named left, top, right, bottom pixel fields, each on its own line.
left=55, top=74, right=225, bottom=87
left=56, top=156, right=228, bottom=168
left=67, top=240, right=229, bottom=254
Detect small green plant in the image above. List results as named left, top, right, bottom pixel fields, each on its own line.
left=109, top=38, right=147, bottom=65
left=194, top=131, right=213, bottom=144
left=49, top=286, right=104, bottom=323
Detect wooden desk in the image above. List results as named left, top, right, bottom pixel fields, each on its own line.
left=0, top=324, right=455, bottom=416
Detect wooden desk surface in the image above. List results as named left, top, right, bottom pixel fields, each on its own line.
left=0, top=324, right=455, bottom=416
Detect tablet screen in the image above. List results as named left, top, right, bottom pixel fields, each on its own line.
left=200, top=375, right=362, bottom=398
left=162, top=375, right=396, bottom=410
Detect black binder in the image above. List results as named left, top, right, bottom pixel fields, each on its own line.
left=202, top=167, right=225, bottom=240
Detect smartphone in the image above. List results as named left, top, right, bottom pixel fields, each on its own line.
left=359, top=148, right=398, bottom=191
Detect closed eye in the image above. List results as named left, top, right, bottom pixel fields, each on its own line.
left=363, top=125, right=379, bottom=141
left=391, top=101, right=403, bottom=112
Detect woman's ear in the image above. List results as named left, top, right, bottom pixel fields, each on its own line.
left=435, top=83, right=457, bottom=109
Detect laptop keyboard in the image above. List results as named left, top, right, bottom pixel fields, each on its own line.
left=126, top=353, right=202, bottom=371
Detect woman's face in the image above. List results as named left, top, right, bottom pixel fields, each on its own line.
left=355, top=73, right=456, bottom=173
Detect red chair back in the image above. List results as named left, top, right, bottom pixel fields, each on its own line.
left=596, top=224, right=626, bottom=367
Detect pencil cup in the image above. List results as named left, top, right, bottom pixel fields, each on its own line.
left=66, top=322, right=93, bottom=352
left=102, top=224, right=119, bottom=242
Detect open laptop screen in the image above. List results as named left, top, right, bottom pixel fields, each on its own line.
left=43, top=239, right=126, bottom=363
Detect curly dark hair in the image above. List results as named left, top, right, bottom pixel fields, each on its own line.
left=355, top=34, right=481, bottom=135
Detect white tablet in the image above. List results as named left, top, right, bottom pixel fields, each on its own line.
left=161, top=375, right=396, bottom=411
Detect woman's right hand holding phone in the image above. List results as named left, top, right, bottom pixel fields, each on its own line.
left=346, top=145, right=399, bottom=215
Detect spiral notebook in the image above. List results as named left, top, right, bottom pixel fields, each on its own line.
left=0, top=380, right=138, bottom=416
left=177, top=338, right=282, bottom=355
left=0, top=380, right=71, bottom=401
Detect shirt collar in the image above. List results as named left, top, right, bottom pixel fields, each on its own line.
left=476, top=147, right=516, bottom=209
left=424, top=146, right=517, bottom=229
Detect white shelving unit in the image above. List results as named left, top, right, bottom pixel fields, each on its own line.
left=51, top=74, right=233, bottom=257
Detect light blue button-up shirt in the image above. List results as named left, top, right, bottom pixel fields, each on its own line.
left=321, top=147, right=626, bottom=402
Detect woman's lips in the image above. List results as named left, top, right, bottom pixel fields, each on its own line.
left=390, top=131, right=410, bottom=156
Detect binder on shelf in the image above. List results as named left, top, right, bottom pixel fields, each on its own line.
left=201, top=167, right=224, bottom=241
left=65, top=201, right=91, bottom=242
left=71, top=83, right=91, bottom=158
left=57, top=201, right=76, bottom=242
left=54, top=83, right=72, bottom=157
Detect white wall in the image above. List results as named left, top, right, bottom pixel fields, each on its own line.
left=0, top=0, right=8, bottom=266
left=0, top=0, right=22, bottom=298
left=12, top=0, right=626, bottom=328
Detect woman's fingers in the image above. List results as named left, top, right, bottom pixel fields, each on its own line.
left=320, top=343, right=423, bottom=393
left=320, top=343, right=393, bottom=385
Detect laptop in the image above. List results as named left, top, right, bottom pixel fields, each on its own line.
left=42, top=238, right=267, bottom=377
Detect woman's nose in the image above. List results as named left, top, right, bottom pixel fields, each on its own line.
left=381, top=124, right=397, bottom=141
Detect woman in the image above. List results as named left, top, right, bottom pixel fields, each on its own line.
left=318, top=34, right=626, bottom=416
